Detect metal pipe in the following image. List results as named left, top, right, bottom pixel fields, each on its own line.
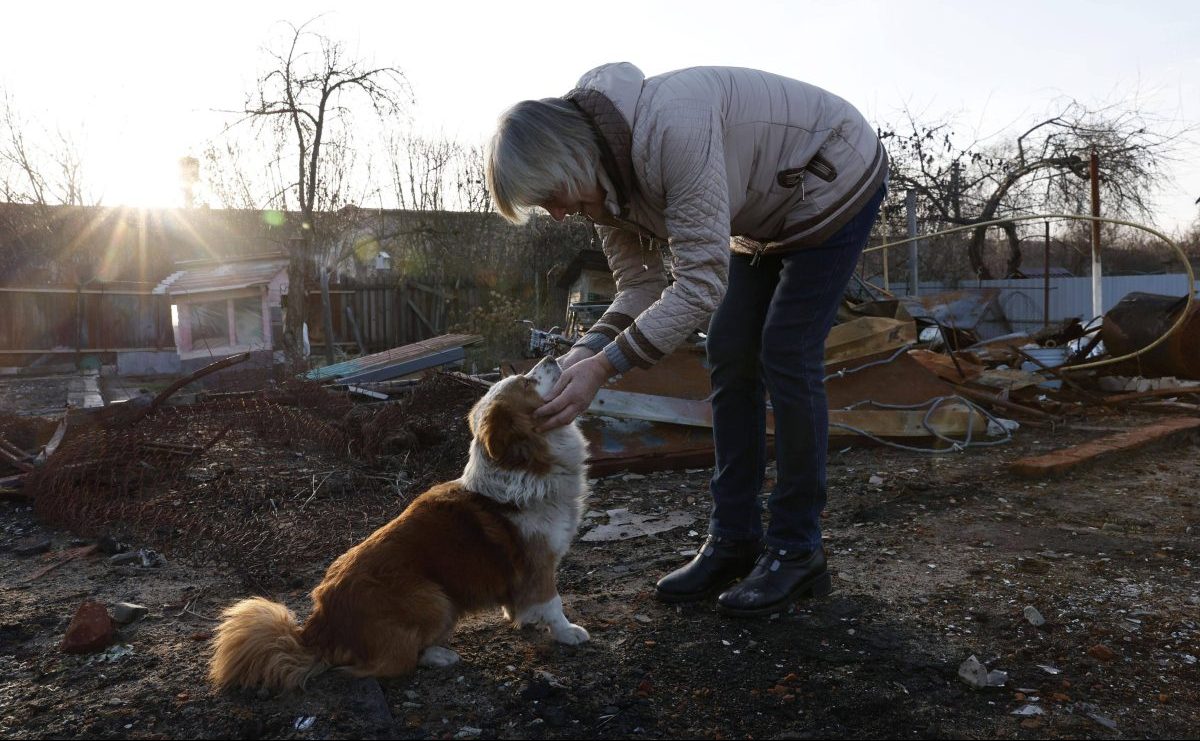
left=905, top=189, right=920, bottom=296
left=1090, top=149, right=1103, bottom=320
left=1043, top=221, right=1051, bottom=329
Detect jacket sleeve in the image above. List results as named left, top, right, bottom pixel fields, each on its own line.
left=604, top=101, right=730, bottom=372
left=572, top=225, right=668, bottom=356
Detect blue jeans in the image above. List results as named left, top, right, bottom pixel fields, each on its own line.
left=706, top=185, right=886, bottom=551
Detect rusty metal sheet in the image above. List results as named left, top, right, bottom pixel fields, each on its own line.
left=826, top=350, right=957, bottom=407
left=580, top=416, right=722, bottom=476
left=1102, top=292, right=1200, bottom=380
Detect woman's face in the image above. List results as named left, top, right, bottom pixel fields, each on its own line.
left=541, top=182, right=606, bottom=222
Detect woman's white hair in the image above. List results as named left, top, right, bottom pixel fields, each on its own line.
left=486, top=98, right=601, bottom=224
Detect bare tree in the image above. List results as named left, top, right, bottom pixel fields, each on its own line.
left=229, top=18, right=409, bottom=362
left=1, top=90, right=92, bottom=209
left=0, top=89, right=97, bottom=283
left=882, top=98, right=1192, bottom=279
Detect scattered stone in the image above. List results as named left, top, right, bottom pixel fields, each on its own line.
left=111, top=602, right=149, bottom=625
left=61, top=601, right=115, bottom=654
left=88, top=644, right=133, bottom=664
left=868, top=475, right=884, bottom=487
left=633, top=614, right=652, bottom=624
left=98, top=535, right=130, bottom=555
left=1088, top=643, right=1116, bottom=662
left=13, top=537, right=51, bottom=556
left=1036, top=664, right=1062, bottom=675
left=581, top=508, right=694, bottom=542
left=107, top=548, right=167, bottom=568
left=454, top=727, right=483, bottom=739
left=108, top=551, right=142, bottom=566
left=1017, top=558, right=1052, bottom=575
left=1023, top=605, right=1046, bottom=627
left=293, top=715, right=316, bottom=732
left=1010, top=704, right=1044, bottom=717
left=957, top=655, right=1007, bottom=689
left=138, top=549, right=167, bottom=568
left=1075, top=703, right=1118, bottom=730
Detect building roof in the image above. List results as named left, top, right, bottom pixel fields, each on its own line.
left=154, top=257, right=287, bottom=297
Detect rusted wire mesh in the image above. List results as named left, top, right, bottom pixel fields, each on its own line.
left=23, top=373, right=484, bottom=590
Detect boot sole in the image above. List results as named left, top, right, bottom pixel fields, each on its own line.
left=654, top=578, right=738, bottom=604
left=715, top=570, right=833, bottom=618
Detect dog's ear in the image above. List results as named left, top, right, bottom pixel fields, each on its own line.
left=477, top=398, right=552, bottom=474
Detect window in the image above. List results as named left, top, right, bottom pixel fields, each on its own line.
left=234, top=296, right=264, bottom=346
left=189, top=300, right=229, bottom=348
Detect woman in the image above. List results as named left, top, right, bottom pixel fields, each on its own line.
left=486, top=63, right=886, bottom=617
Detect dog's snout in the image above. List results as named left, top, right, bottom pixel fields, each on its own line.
left=525, top=356, right=562, bottom=399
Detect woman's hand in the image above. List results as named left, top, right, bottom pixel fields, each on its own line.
left=535, top=352, right=614, bottom=431
left=555, top=346, right=596, bottom=370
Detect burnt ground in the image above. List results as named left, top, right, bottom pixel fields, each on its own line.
left=1, top=372, right=1199, bottom=740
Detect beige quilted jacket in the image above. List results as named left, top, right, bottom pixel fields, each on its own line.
left=567, top=63, right=887, bottom=372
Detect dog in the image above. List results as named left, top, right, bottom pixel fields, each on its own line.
left=208, top=356, right=591, bottom=692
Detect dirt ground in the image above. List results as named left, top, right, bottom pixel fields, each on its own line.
left=1, top=372, right=1198, bottom=740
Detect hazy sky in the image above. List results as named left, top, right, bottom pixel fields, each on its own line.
left=3, top=0, right=1197, bottom=232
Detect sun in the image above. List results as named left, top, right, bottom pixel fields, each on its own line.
left=91, top=136, right=190, bottom=209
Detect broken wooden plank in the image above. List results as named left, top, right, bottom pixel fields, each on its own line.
left=828, top=405, right=990, bottom=440
left=969, top=367, right=1044, bottom=392
left=1010, top=417, right=1200, bottom=478
left=908, top=349, right=984, bottom=383
left=34, top=415, right=68, bottom=464
left=589, top=389, right=987, bottom=440
left=824, top=317, right=917, bottom=366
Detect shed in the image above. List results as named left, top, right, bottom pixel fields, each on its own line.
left=154, top=255, right=288, bottom=360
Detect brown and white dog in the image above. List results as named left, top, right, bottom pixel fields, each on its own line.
left=208, top=357, right=590, bottom=692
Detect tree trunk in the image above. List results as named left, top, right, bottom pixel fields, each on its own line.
left=319, top=267, right=336, bottom=366
left=283, top=239, right=310, bottom=365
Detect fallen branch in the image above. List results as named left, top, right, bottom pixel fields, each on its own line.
left=22, top=544, right=99, bottom=583
left=144, top=352, right=254, bottom=418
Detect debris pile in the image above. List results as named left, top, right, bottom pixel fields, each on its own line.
left=2, top=279, right=1197, bottom=584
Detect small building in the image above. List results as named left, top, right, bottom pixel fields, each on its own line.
left=154, top=255, right=288, bottom=361
left=556, top=248, right=615, bottom=339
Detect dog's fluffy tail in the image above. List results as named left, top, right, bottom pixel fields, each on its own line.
left=208, top=597, right=326, bottom=692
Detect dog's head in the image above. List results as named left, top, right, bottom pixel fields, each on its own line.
left=468, top=356, right=564, bottom=475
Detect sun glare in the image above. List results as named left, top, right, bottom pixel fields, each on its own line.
left=93, top=140, right=188, bottom=209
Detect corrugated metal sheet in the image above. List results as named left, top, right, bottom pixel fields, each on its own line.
left=306, top=333, right=483, bottom=383
left=920, top=274, right=1199, bottom=338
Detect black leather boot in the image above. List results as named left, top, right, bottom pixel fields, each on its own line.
left=716, top=546, right=832, bottom=617
left=654, top=535, right=763, bottom=603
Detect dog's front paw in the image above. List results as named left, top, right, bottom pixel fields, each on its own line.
left=418, top=646, right=461, bottom=668
left=552, top=623, right=590, bottom=645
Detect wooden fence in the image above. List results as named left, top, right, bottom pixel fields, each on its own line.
left=0, top=286, right=174, bottom=358
left=0, top=279, right=482, bottom=364
left=303, top=280, right=483, bottom=355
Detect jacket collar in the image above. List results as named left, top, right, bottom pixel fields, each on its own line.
left=563, top=63, right=646, bottom=220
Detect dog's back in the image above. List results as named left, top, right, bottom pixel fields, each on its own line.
left=210, top=483, right=533, bottom=689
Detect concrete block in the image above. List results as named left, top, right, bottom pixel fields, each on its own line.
left=117, top=351, right=181, bottom=377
